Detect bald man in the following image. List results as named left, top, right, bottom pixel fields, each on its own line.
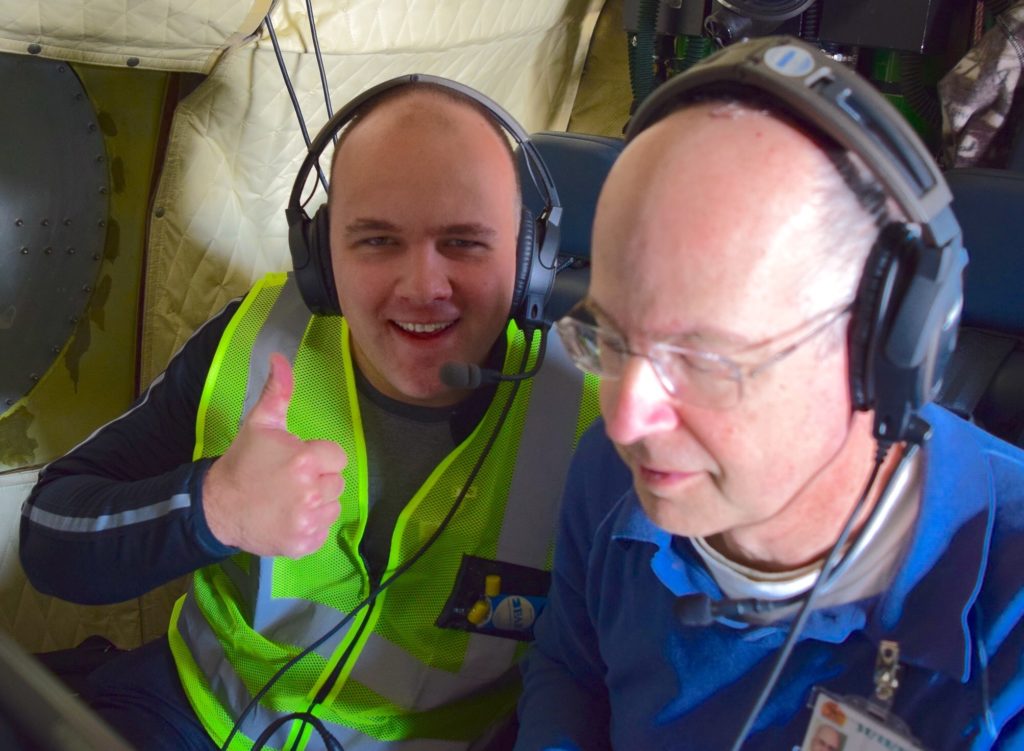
left=515, top=41, right=1024, bottom=751
left=22, top=80, right=598, bottom=751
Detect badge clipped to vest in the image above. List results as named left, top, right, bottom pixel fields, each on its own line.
left=799, top=642, right=929, bottom=751
left=436, top=554, right=551, bottom=642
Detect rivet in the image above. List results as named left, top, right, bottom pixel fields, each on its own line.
left=51, top=346, right=60, bottom=354
left=40, top=218, right=49, bottom=227
left=95, top=155, right=105, bottom=163
left=57, top=65, right=65, bottom=73
left=44, top=246, right=53, bottom=255
left=27, top=43, right=41, bottom=55
left=29, top=373, right=39, bottom=382
left=4, top=399, right=13, bottom=406
left=75, top=93, right=83, bottom=101
left=14, top=218, right=23, bottom=227
left=82, top=285, right=93, bottom=292
left=63, top=218, right=72, bottom=226
left=20, top=247, right=29, bottom=255
left=98, top=186, right=107, bottom=194
left=87, top=123, right=96, bottom=132
left=69, top=316, right=79, bottom=324
left=127, top=57, right=140, bottom=67
left=93, top=253, right=101, bottom=261
left=154, top=207, right=165, bottom=218
left=97, top=219, right=106, bottom=228
left=67, top=247, right=76, bottom=255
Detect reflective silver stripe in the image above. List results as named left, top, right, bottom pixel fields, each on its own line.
left=496, top=329, right=581, bottom=566
left=462, top=330, right=582, bottom=674
left=241, top=276, right=311, bottom=424
left=346, top=631, right=518, bottom=712
left=25, top=493, right=191, bottom=532
left=177, top=591, right=467, bottom=751
left=178, top=588, right=292, bottom=750
left=219, top=554, right=357, bottom=656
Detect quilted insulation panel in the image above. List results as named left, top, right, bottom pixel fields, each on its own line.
left=0, top=469, right=146, bottom=651
left=0, top=0, right=271, bottom=73
left=140, top=0, right=605, bottom=384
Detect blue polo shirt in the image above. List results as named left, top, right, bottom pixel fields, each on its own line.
left=515, top=404, right=1024, bottom=750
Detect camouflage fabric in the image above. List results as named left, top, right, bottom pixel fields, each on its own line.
left=939, top=2, right=1024, bottom=168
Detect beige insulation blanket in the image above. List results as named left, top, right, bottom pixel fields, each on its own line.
left=141, top=0, right=605, bottom=385
left=0, top=0, right=271, bottom=73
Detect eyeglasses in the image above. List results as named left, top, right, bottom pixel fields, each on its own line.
left=555, top=302, right=854, bottom=409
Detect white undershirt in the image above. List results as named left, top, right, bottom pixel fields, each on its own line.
left=690, top=449, right=923, bottom=622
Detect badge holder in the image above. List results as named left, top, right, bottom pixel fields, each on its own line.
left=799, top=641, right=930, bottom=751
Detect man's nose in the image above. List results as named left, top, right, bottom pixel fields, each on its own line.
left=399, top=244, right=453, bottom=302
left=601, top=355, right=680, bottom=445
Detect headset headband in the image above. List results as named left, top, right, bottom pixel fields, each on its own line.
left=286, top=73, right=562, bottom=236
left=626, top=37, right=960, bottom=252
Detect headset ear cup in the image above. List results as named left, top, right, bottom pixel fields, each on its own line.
left=311, top=206, right=341, bottom=315
left=511, top=206, right=537, bottom=322
left=849, top=234, right=897, bottom=412
left=292, top=204, right=341, bottom=316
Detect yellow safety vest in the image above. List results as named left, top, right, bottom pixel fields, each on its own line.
left=167, top=273, right=599, bottom=751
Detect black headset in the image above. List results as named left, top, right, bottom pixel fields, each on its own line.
left=284, top=73, right=563, bottom=331
left=625, top=36, right=966, bottom=446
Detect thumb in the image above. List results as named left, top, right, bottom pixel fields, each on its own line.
left=247, top=352, right=294, bottom=430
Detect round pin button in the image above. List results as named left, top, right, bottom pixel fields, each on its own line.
left=764, top=45, right=816, bottom=77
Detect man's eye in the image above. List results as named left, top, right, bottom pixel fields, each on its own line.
left=359, top=236, right=396, bottom=247
left=444, top=238, right=485, bottom=249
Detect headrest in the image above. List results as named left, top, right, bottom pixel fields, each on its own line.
left=517, top=131, right=624, bottom=322
left=945, top=167, right=1024, bottom=333
left=520, top=132, right=625, bottom=261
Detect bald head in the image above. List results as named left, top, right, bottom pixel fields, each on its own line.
left=594, top=102, right=879, bottom=323
left=328, top=84, right=520, bottom=212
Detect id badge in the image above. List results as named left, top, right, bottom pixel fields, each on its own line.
left=800, top=690, right=927, bottom=751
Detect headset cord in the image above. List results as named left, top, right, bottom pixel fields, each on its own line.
left=302, top=0, right=334, bottom=128
left=264, top=12, right=329, bottom=194
left=727, top=440, right=892, bottom=751
left=221, top=330, right=539, bottom=751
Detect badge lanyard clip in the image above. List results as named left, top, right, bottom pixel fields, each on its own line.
left=873, top=639, right=902, bottom=710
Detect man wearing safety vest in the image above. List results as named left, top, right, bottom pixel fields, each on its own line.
left=21, top=79, right=599, bottom=751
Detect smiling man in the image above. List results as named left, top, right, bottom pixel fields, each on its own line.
left=21, top=80, right=598, bottom=751
left=514, top=38, right=1024, bottom=751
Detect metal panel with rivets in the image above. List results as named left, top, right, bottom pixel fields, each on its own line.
left=0, top=53, right=108, bottom=416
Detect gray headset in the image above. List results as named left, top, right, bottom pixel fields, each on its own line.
left=626, top=36, right=966, bottom=445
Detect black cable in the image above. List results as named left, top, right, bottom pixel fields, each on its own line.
left=265, top=13, right=329, bottom=194
left=227, top=329, right=541, bottom=751
left=303, top=0, right=335, bottom=133
left=727, top=440, right=892, bottom=751
left=252, top=713, right=344, bottom=751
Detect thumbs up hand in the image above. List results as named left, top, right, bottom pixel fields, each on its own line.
left=202, top=353, right=347, bottom=558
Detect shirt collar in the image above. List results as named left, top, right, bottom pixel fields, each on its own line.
left=608, top=404, right=995, bottom=679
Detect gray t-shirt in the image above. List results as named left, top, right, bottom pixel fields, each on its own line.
left=353, top=352, right=500, bottom=582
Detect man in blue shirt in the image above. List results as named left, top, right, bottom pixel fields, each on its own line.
left=514, top=38, right=1024, bottom=750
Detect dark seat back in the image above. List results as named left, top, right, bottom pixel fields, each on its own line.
left=520, top=132, right=624, bottom=323
left=937, top=168, right=1024, bottom=446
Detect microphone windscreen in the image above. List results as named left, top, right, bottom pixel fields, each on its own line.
left=440, top=362, right=482, bottom=390
left=673, top=594, right=714, bottom=627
